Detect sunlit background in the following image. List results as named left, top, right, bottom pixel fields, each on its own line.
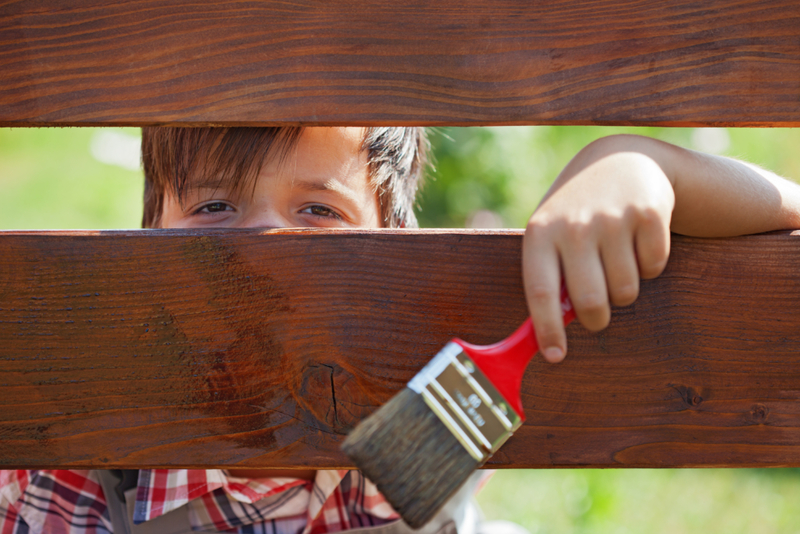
left=3, top=126, right=800, bottom=533
left=2, top=126, right=800, bottom=230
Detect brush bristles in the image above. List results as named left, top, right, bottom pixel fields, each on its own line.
left=342, top=387, right=480, bottom=529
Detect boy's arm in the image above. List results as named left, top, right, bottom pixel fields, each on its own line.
left=524, top=134, right=800, bottom=363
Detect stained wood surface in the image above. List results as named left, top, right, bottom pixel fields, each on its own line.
left=1, top=229, right=800, bottom=469
left=1, top=0, right=799, bottom=127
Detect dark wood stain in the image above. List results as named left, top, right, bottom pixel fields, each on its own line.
left=2, top=229, right=800, bottom=469
left=0, top=0, right=798, bottom=126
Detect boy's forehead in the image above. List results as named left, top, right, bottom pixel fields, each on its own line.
left=265, top=127, right=368, bottom=182
left=313, top=126, right=365, bottom=147
left=296, top=127, right=365, bottom=161
left=180, top=127, right=368, bottom=193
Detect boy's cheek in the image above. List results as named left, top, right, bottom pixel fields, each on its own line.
left=363, top=197, right=383, bottom=228
left=159, top=196, right=181, bottom=228
left=159, top=196, right=193, bottom=228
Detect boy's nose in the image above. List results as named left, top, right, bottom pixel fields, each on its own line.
left=238, top=210, right=293, bottom=229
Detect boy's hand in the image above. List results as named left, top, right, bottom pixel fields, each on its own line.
left=523, top=136, right=675, bottom=363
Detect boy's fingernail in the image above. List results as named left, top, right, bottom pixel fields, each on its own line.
left=542, top=347, right=564, bottom=362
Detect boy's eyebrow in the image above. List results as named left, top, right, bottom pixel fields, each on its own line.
left=183, top=178, right=232, bottom=192
left=293, top=180, right=330, bottom=192
left=294, top=179, right=361, bottom=204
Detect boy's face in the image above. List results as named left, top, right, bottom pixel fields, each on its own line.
left=160, top=127, right=382, bottom=229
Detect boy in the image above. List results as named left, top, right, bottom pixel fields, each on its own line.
left=2, top=126, right=800, bottom=533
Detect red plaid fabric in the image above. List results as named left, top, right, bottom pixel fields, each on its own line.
left=0, top=469, right=399, bottom=533
left=0, top=470, right=110, bottom=534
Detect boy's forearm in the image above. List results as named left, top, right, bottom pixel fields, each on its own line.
left=670, top=150, right=800, bottom=236
left=588, top=134, right=800, bottom=237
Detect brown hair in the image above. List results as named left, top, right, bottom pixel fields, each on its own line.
left=141, top=127, right=428, bottom=228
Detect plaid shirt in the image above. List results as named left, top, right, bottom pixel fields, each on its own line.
left=0, top=469, right=398, bottom=534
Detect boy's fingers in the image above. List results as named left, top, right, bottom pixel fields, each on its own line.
left=561, top=243, right=611, bottom=333
left=522, top=242, right=567, bottom=363
left=600, top=237, right=640, bottom=307
left=635, top=211, right=671, bottom=279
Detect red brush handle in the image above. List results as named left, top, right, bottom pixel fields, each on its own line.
left=452, top=286, right=576, bottom=420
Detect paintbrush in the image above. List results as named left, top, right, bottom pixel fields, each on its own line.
left=342, top=286, right=576, bottom=528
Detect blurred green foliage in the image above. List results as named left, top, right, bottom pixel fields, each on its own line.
left=0, top=128, right=143, bottom=229
left=418, top=126, right=800, bottom=228
left=478, top=468, right=800, bottom=534
left=2, top=125, right=800, bottom=533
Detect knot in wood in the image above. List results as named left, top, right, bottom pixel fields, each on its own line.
left=750, top=403, right=769, bottom=424
left=671, top=384, right=704, bottom=408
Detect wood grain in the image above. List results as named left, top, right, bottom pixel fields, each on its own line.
left=1, top=229, right=800, bottom=469
left=1, top=0, right=799, bottom=127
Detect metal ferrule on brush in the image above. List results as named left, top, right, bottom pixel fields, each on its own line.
left=407, top=342, right=522, bottom=462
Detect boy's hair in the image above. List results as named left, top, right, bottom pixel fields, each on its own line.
left=141, top=127, right=428, bottom=229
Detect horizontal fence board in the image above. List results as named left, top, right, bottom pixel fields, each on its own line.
left=1, top=0, right=799, bottom=127
left=1, top=229, right=800, bottom=469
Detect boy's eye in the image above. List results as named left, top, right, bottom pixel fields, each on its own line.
left=194, top=202, right=233, bottom=214
left=302, top=205, right=342, bottom=220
